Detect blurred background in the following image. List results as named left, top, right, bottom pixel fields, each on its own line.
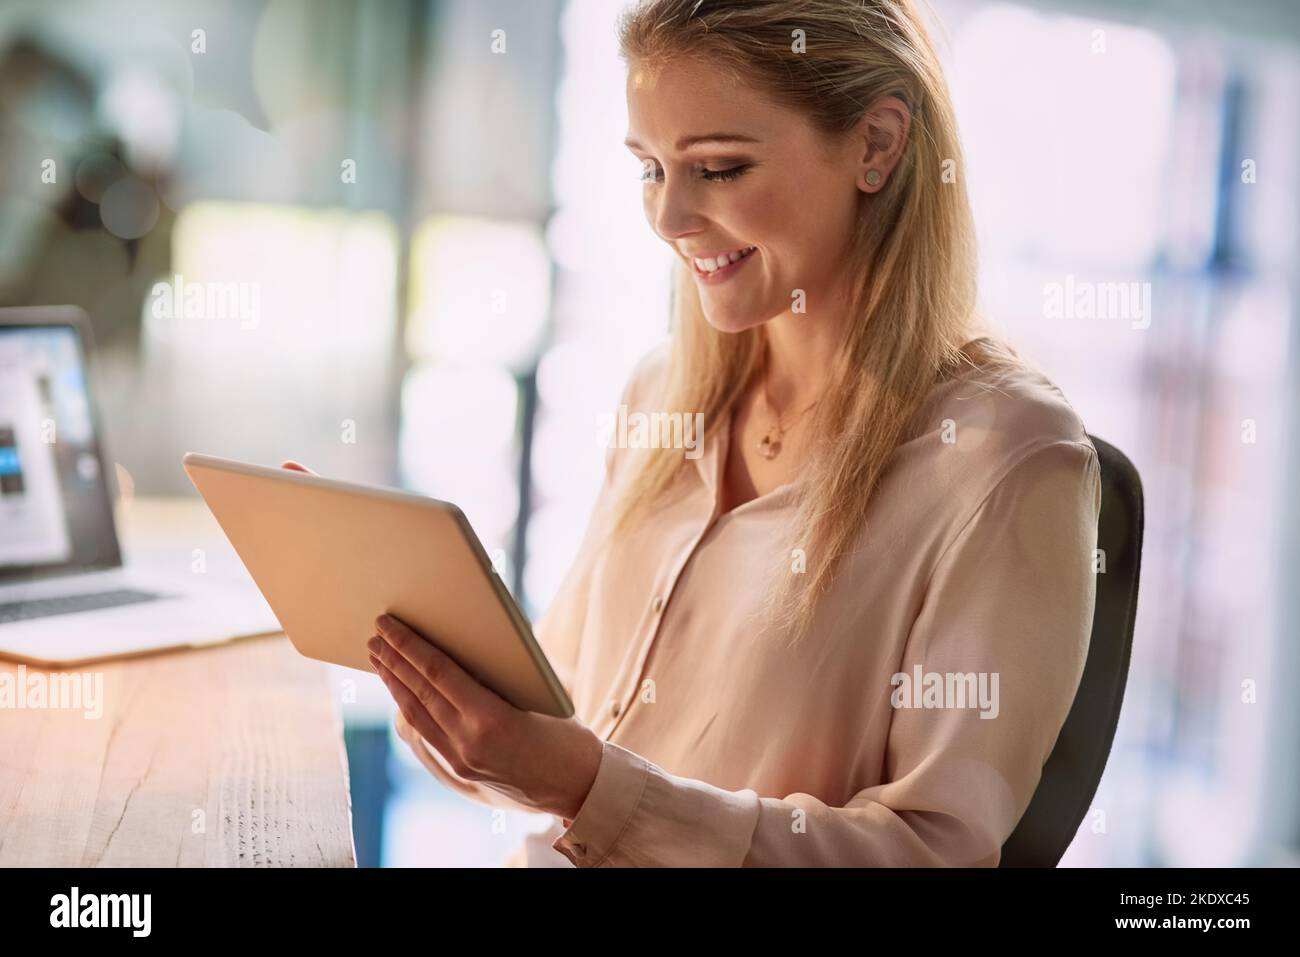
left=1, top=0, right=1296, bottom=867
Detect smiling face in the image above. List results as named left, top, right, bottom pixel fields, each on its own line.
left=625, top=56, right=866, bottom=334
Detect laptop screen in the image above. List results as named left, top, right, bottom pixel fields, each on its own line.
left=0, top=323, right=121, bottom=581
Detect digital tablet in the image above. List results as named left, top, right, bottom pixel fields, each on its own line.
left=181, top=452, right=573, bottom=718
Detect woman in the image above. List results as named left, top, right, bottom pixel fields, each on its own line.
left=317, top=0, right=1102, bottom=867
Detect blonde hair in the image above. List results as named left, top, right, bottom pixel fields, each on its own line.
left=609, top=0, right=1021, bottom=645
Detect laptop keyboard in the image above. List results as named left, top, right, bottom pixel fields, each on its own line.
left=0, top=588, right=163, bottom=624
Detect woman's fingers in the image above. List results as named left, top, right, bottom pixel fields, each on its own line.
left=392, top=695, right=459, bottom=774
left=393, top=706, right=471, bottom=781
left=375, top=614, right=497, bottom=715
left=374, top=657, right=463, bottom=770
left=396, top=713, right=465, bottom=781
left=369, top=635, right=459, bottom=727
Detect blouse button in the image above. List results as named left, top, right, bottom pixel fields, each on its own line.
left=651, top=595, right=664, bottom=613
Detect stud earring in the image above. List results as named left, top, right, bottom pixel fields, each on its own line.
left=865, top=169, right=882, bottom=187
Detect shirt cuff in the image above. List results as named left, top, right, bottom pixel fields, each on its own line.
left=552, top=738, right=649, bottom=866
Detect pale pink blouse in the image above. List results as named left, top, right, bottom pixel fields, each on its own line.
left=395, top=336, right=1102, bottom=867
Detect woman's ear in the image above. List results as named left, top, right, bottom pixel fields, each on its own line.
left=854, top=95, right=912, bottom=193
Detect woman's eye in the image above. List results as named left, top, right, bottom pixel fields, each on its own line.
left=701, top=165, right=750, bottom=182
left=638, top=164, right=751, bottom=183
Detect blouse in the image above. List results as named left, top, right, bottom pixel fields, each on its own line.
left=394, top=335, right=1103, bottom=867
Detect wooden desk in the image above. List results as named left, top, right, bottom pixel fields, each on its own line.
left=0, top=498, right=356, bottom=867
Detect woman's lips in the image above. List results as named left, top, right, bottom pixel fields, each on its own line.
left=692, top=247, right=757, bottom=283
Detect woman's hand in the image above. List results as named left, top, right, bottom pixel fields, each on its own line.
left=281, top=460, right=601, bottom=818
left=368, top=612, right=603, bottom=821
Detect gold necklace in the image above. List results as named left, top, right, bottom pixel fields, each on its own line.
left=756, top=350, right=821, bottom=460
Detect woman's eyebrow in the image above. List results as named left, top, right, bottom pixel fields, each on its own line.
left=624, top=132, right=762, bottom=151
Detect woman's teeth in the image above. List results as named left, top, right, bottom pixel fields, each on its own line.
left=694, top=246, right=756, bottom=273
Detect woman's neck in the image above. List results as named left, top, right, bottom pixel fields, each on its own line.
left=758, top=305, right=847, bottom=415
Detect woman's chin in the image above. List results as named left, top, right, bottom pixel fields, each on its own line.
left=700, top=308, right=765, bottom=335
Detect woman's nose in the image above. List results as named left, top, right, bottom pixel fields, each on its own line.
left=649, top=179, right=703, bottom=243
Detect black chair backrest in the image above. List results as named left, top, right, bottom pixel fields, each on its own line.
left=999, top=434, right=1144, bottom=867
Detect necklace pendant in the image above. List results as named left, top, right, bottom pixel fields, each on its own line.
left=758, top=432, right=781, bottom=459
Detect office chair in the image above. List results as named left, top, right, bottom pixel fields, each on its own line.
left=998, top=434, right=1144, bottom=867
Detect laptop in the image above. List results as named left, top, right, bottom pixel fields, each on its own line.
left=0, top=305, right=281, bottom=666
